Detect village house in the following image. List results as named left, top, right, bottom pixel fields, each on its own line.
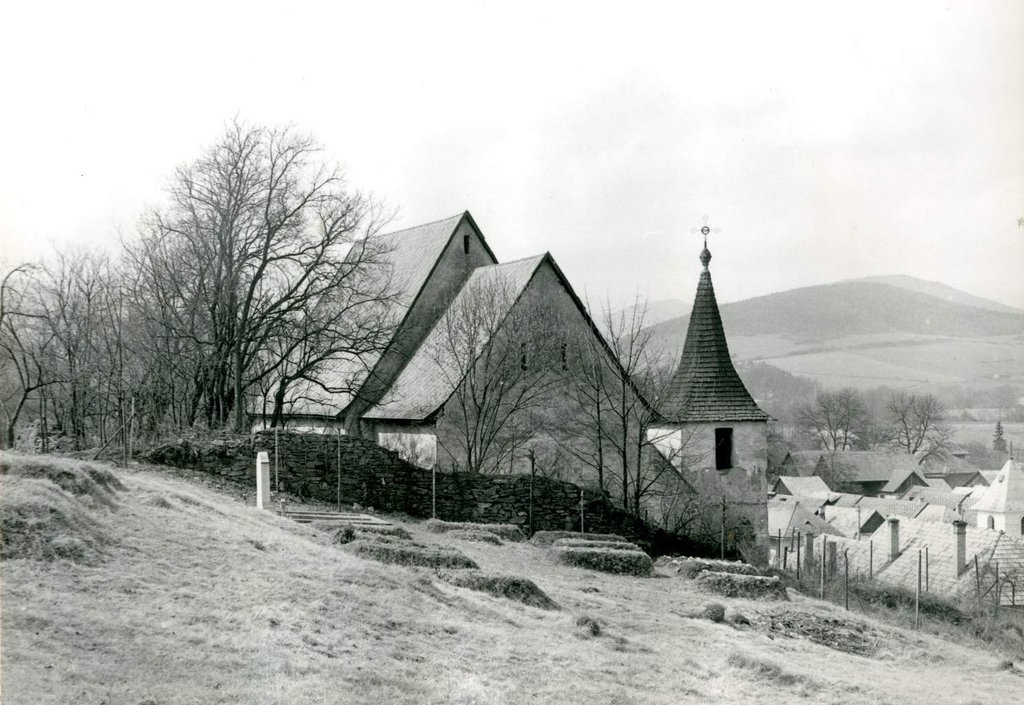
left=817, top=517, right=1024, bottom=606
left=771, top=475, right=831, bottom=498
left=812, top=450, right=927, bottom=496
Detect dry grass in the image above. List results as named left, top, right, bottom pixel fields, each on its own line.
left=695, top=572, right=789, bottom=601
left=668, top=557, right=761, bottom=579
left=437, top=570, right=558, bottom=610
left=2, top=451, right=1022, bottom=705
left=552, top=538, right=642, bottom=551
left=530, top=531, right=627, bottom=546
left=446, top=529, right=504, bottom=545
left=552, top=546, right=654, bottom=576
left=340, top=540, right=478, bottom=570
left=424, top=518, right=525, bottom=542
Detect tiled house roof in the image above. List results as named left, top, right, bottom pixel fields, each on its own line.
left=786, top=451, right=824, bottom=477
left=821, top=506, right=885, bottom=538
left=768, top=502, right=842, bottom=537
left=772, top=475, right=831, bottom=497
left=817, top=518, right=1024, bottom=605
left=658, top=249, right=768, bottom=424
left=821, top=451, right=923, bottom=483
left=972, top=459, right=1024, bottom=513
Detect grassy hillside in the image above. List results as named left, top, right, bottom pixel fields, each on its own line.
left=850, top=275, right=1024, bottom=315
left=3, top=452, right=1023, bottom=705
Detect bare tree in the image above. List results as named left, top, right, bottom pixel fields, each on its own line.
left=886, top=391, right=951, bottom=463
left=124, top=119, right=392, bottom=432
left=796, top=388, right=868, bottom=451
left=431, top=272, right=564, bottom=474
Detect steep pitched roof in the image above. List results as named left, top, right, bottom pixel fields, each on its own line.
left=276, top=213, right=489, bottom=417
left=972, top=459, right=1024, bottom=513
left=881, top=466, right=929, bottom=494
left=658, top=248, right=768, bottom=424
left=786, top=451, right=824, bottom=477
left=821, top=506, right=885, bottom=538
left=363, top=255, right=545, bottom=420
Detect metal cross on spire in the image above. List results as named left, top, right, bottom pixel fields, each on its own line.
left=690, top=215, right=721, bottom=249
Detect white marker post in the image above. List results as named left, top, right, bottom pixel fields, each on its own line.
left=256, top=451, right=271, bottom=510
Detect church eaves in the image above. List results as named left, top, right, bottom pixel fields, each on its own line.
left=659, top=245, right=769, bottom=424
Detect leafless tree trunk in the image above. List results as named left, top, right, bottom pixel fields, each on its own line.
left=886, top=391, right=951, bottom=463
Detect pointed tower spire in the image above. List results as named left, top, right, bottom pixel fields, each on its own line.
left=659, top=220, right=768, bottom=424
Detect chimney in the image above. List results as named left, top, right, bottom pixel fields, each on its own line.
left=888, top=517, right=900, bottom=562
left=954, top=520, right=967, bottom=576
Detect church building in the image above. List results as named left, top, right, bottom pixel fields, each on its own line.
left=646, top=230, right=770, bottom=553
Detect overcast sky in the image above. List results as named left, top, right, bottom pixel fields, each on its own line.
left=2, top=1, right=1022, bottom=309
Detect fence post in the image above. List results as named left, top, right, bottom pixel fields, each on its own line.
left=925, top=547, right=929, bottom=593
left=528, top=450, right=535, bottom=535
left=336, top=429, right=342, bottom=512
left=820, top=538, right=826, bottom=599
left=844, top=549, right=849, bottom=610
left=783, top=546, right=789, bottom=571
left=274, top=427, right=279, bottom=492
left=869, top=540, right=874, bottom=581
left=915, top=549, right=922, bottom=629
left=431, top=464, right=437, bottom=519
left=796, top=533, right=801, bottom=581
left=580, top=489, right=585, bottom=534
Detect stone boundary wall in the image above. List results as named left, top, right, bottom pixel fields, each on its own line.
left=143, top=431, right=713, bottom=557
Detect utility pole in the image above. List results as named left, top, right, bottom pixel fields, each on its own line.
left=720, top=495, right=727, bottom=560
left=528, top=449, right=536, bottom=535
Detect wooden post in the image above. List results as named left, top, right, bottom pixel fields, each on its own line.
left=869, top=540, right=874, bottom=581
left=528, top=449, right=536, bottom=535
left=975, top=555, right=982, bottom=605
left=820, top=538, right=826, bottom=599
left=915, top=549, right=922, bottom=629
left=795, top=533, right=801, bottom=581
left=844, top=549, right=849, bottom=610
left=925, top=547, right=929, bottom=593
left=783, top=546, right=789, bottom=571
left=274, top=427, right=279, bottom=493
left=580, top=489, right=585, bottom=533
left=336, top=429, right=342, bottom=512
left=128, top=396, right=135, bottom=462
left=432, top=464, right=437, bottom=519
left=777, top=529, right=783, bottom=568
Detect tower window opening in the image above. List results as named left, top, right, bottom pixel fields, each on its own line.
left=463, top=233, right=470, bottom=254
left=987, top=515, right=995, bottom=530
left=715, top=427, right=734, bottom=470
left=560, top=342, right=568, bottom=370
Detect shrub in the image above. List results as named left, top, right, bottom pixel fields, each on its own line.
left=354, top=524, right=413, bottom=540
left=575, top=614, right=602, bottom=637
left=447, top=529, right=504, bottom=545
left=438, top=570, right=558, bottom=609
left=552, top=538, right=642, bottom=552
left=530, top=531, right=628, bottom=547
left=333, top=526, right=358, bottom=544
left=695, top=572, right=788, bottom=601
left=424, top=519, right=524, bottom=542
left=674, top=558, right=760, bottom=579
left=702, top=602, right=726, bottom=623
left=553, top=546, right=653, bottom=576
left=341, top=540, right=478, bottom=570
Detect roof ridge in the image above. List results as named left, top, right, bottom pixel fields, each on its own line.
left=380, top=212, right=465, bottom=238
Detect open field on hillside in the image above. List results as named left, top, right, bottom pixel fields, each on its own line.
left=950, top=422, right=1024, bottom=456
left=2, top=452, right=1023, bottom=704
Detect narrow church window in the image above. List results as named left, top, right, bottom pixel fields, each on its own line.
left=715, top=427, right=734, bottom=470
left=1020, top=516, right=1023, bottom=535
left=520, top=342, right=527, bottom=371
left=463, top=233, right=470, bottom=254
left=987, top=515, right=995, bottom=530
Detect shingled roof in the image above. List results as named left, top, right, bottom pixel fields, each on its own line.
left=659, top=247, right=768, bottom=424
left=363, top=255, right=546, bottom=420
left=276, top=213, right=490, bottom=417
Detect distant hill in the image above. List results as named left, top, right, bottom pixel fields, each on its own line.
left=643, top=279, right=1024, bottom=392
left=848, top=275, right=1023, bottom=315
